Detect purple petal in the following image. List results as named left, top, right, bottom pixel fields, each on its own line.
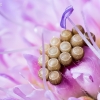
left=15, top=84, right=33, bottom=95
left=0, top=73, right=20, bottom=84
left=71, top=47, right=100, bottom=98
left=27, top=89, right=48, bottom=100
left=0, top=87, right=22, bottom=99
left=0, top=49, right=8, bottom=68
left=97, top=93, right=100, bottom=100
left=13, top=87, right=32, bottom=100
left=68, top=97, right=79, bottom=100
left=83, top=74, right=93, bottom=82
left=22, top=28, right=42, bottom=46
left=1, top=97, right=18, bottom=100
left=53, top=75, right=84, bottom=100
left=60, top=5, right=74, bottom=29
left=13, top=87, right=26, bottom=97
left=24, top=54, right=41, bottom=82
left=72, top=73, right=93, bottom=83
left=45, top=90, right=60, bottom=100
left=65, top=69, right=72, bottom=77
left=43, top=29, right=60, bottom=43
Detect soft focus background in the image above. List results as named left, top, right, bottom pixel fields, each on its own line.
left=0, top=0, right=100, bottom=98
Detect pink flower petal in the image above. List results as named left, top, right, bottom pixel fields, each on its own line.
left=53, top=74, right=84, bottom=100
left=24, top=54, right=41, bottom=83
left=45, top=90, right=60, bottom=100
left=71, top=47, right=100, bottom=98
left=27, top=89, right=48, bottom=100
left=13, top=87, right=32, bottom=100
left=97, top=93, right=100, bottom=100
left=68, top=97, right=79, bottom=100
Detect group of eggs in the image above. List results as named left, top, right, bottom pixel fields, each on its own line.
left=38, top=25, right=96, bottom=85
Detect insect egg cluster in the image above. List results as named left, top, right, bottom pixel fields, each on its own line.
left=38, top=25, right=96, bottom=85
